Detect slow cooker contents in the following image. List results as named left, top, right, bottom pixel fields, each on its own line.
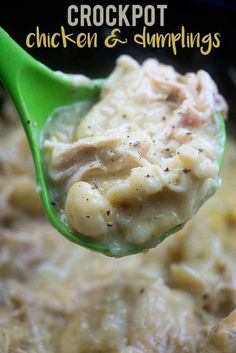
left=0, top=95, right=235, bottom=353
left=43, top=55, right=227, bottom=250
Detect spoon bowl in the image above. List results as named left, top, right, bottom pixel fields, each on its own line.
left=0, top=27, right=226, bottom=257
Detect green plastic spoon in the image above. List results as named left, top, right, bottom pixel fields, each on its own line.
left=0, top=27, right=226, bottom=257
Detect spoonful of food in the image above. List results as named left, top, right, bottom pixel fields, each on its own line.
left=0, top=27, right=226, bottom=257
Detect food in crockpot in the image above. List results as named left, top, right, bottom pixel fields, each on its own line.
left=0, top=94, right=235, bottom=352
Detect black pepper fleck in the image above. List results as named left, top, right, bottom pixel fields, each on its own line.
left=202, top=303, right=208, bottom=310
left=106, top=210, right=111, bottom=216
left=133, top=141, right=140, bottom=147
left=51, top=201, right=56, bottom=206
left=146, top=174, right=150, bottom=178
left=107, top=222, right=113, bottom=227
left=183, top=168, right=191, bottom=174
left=86, top=216, right=90, bottom=218
left=164, top=167, right=169, bottom=172
left=199, top=148, right=204, bottom=153
left=202, top=293, right=209, bottom=300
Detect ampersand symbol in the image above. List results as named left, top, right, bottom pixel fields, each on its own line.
left=104, top=28, right=128, bottom=48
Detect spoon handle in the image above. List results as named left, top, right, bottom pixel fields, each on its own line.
left=0, top=27, right=104, bottom=129
left=0, top=27, right=36, bottom=96
left=0, top=26, right=56, bottom=129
